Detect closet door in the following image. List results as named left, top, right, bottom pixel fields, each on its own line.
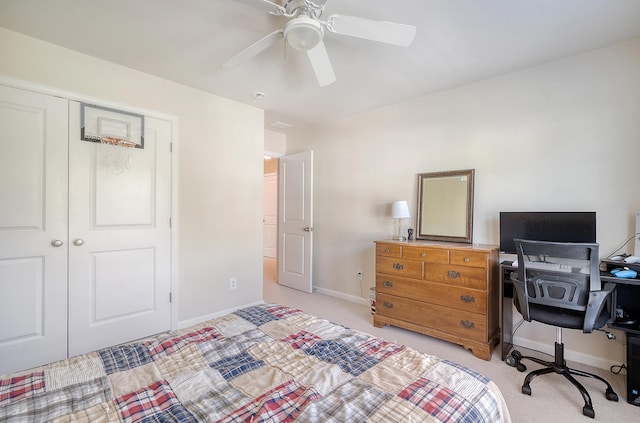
left=0, top=86, right=68, bottom=375
left=67, top=101, right=172, bottom=356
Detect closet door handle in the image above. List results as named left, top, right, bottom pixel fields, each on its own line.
left=73, top=238, right=85, bottom=246
left=51, top=239, right=63, bottom=247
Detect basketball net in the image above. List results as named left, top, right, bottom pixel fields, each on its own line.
left=99, top=136, right=136, bottom=175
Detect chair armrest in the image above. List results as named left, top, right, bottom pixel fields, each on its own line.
left=582, top=284, right=614, bottom=333
left=512, top=277, right=530, bottom=322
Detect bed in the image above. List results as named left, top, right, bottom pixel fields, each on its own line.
left=0, top=303, right=511, bottom=422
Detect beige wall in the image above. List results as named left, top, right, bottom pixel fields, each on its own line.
left=0, top=27, right=265, bottom=325
left=265, top=129, right=286, bottom=156
left=264, top=129, right=284, bottom=174
left=287, top=37, right=640, bottom=369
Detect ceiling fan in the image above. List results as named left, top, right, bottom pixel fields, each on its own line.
left=224, top=0, right=417, bottom=87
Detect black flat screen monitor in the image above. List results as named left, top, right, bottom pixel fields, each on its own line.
left=499, top=212, right=596, bottom=254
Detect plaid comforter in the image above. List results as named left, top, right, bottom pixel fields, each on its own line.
left=0, top=304, right=511, bottom=422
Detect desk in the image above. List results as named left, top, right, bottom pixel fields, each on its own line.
left=601, top=259, right=640, bottom=405
left=499, top=263, right=516, bottom=360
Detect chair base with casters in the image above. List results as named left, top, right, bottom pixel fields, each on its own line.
left=506, top=328, right=618, bottom=418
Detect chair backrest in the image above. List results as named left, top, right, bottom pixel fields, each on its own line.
left=512, top=239, right=613, bottom=332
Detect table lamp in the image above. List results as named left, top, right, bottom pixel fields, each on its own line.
left=392, top=200, right=411, bottom=241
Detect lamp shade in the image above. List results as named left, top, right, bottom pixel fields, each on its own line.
left=391, top=201, right=411, bottom=219
left=284, top=17, right=324, bottom=51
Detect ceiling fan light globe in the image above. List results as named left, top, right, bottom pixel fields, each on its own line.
left=284, top=17, right=324, bottom=51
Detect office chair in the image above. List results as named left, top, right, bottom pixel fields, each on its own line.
left=505, top=239, right=618, bottom=418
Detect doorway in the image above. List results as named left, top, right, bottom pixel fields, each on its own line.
left=263, top=156, right=278, bottom=260
left=264, top=156, right=279, bottom=291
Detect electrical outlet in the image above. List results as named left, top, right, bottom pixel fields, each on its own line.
left=357, top=271, right=363, bottom=281
left=230, top=277, right=237, bottom=290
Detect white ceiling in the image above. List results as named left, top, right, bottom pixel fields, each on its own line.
left=2, top=0, right=640, bottom=133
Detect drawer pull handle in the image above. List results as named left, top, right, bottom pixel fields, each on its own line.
left=460, top=295, right=475, bottom=303
left=447, top=270, right=461, bottom=279
left=384, top=249, right=391, bottom=253
left=421, top=252, right=426, bottom=257
left=460, top=320, right=475, bottom=329
left=464, top=257, right=470, bottom=262
left=383, top=301, right=394, bottom=309
left=383, top=280, right=393, bottom=288
left=393, top=263, right=404, bottom=270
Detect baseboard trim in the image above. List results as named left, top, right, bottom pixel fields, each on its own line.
left=177, top=300, right=265, bottom=329
left=314, top=287, right=369, bottom=306
left=512, top=335, right=615, bottom=371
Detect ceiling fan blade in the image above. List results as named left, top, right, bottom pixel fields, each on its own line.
left=305, top=0, right=329, bottom=7
left=306, top=41, right=336, bottom=87
left=326, top=14, right=416, bottom=47
left=223, top=29, right=284, bottom=68
left=230, top=0, right=286, bottom=15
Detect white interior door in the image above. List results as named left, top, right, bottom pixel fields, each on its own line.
left=68, top=101, right=172, bottom=356
left=0, top=85, right=69, bottom=374
left=278, top=151, right=313, bottom=293
left=264, top=173, right=278, bottom=258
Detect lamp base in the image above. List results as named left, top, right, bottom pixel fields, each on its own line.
left=393, top=236, right=407, bottom=241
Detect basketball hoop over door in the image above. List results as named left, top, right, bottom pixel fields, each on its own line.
left=80, top=103, right=144, bottom=175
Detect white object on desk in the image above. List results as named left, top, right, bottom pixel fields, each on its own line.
left=511, top=259, right=573, bottom=272
left=624, top=255, right=640, bottom=264
left=526, top=261, right=572, bottom=272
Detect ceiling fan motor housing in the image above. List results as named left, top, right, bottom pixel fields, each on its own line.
left=284, top=16, right=324, bottom=51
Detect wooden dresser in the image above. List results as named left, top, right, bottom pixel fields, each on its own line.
left=374, top=240, right=499, bottom=360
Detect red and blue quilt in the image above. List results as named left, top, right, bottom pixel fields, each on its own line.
left=0, top=304, right=511, bottom=422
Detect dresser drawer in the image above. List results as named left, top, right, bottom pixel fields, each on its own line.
left=376, top=274, right=425, bottom=300
left=424, top=264, right=487, bottom=290
left=402, top=246, right=449, bottom=263
left=376, top=256, right=423, bottom=279
left=450, top=251, right=487, bottom=268
left=422, top=283, right=487, bottom=314
left=376, top=275, right=487, bottom=314
left=376, top=293, right=487, bottom=342
left=376, top=243, right=401, bottom=258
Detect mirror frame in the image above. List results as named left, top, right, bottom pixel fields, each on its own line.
left=416, top=169, right=475, bottom=244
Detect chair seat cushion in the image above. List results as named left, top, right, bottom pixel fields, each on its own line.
left=526, top=303, right=610, bottom=330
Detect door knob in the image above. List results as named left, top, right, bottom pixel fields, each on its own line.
left=51, top=239, right=63, bottom=247
left=73, top=239, right=85, bottom=246
left=303, top=227, right=313, bottom=232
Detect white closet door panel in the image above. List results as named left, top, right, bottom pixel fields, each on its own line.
left=0, top=258, right=45, bottom=339
left=92, top=248, right=155, bottom=320
left=0, top=104, right=44, bottom=229
left=94, top=148, right=154, bottom=227
left=68, top=102, right=171, bottom=356
left=0, top=85, right=68, bottom=375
